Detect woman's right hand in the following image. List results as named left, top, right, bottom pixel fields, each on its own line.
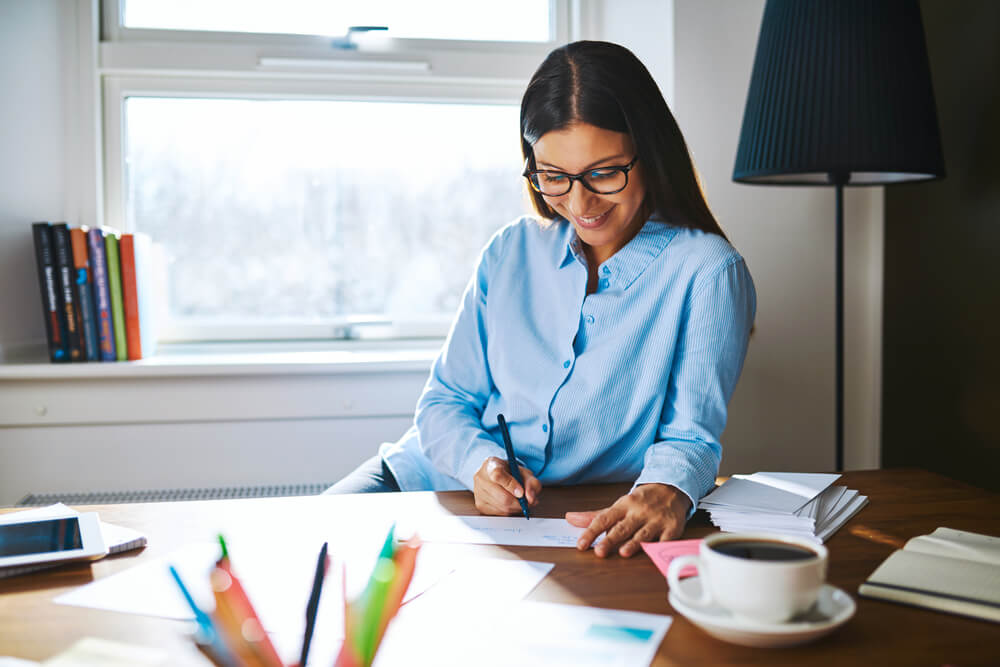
left=473, top=456, right=542, bottom=516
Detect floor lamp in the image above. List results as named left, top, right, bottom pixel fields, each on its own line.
left=732, top=0, right=945, bottom=471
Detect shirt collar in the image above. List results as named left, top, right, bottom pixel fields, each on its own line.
left=556, top=217, right=677, bottom=290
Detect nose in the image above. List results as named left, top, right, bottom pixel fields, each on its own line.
left=566, top=179, right=600, bottom=215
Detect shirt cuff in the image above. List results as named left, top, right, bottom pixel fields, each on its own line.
left=634, top=438, right=720, bottom=519
left=456, top=438, right=510, bottom=491
left=631, top=480, right=700, bottom=520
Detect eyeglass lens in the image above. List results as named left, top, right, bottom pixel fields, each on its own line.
left=529, top=167, right=629, bottom=196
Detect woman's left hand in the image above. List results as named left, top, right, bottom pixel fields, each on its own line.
left=566, top=483, right=692, bottom=558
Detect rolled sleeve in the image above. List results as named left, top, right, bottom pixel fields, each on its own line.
left=414, top=228, right=508, bottom=490
left=633, top=257, right=756, bottom=516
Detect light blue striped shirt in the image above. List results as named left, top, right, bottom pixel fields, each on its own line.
left=380, top=215, right=756, bottom=512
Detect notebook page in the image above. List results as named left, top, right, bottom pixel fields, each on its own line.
left=867, top=550, right=1000, bottom=604
left=904, top=528, right=1000, bottom=567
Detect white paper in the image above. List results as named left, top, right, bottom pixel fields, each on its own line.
left=699, top=472, right=840, bottom=514
left=736, top=472, right=842, bottom=499
left=54, top=539, right=451, bottom=626
left=43, top=637, right=167, bottom=667
left=53, top=537, right=556, bottom=667
left=816, top=495, right=869, bottom=542
left=404, top=516, right=589, bottom=547
left=377, top=600, right=671, bottom=667
left=268, top=559, right=555, bottom=666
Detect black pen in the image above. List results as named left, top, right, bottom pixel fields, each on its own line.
left=497, top=413, right=531, bottom=520
left=299, top=541, right=328, bottom=667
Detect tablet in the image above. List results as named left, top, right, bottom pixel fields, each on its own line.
left=0, top=512, right=108, bottom=569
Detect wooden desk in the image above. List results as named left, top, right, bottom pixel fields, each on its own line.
left=2, top=469, right=998, bottom=665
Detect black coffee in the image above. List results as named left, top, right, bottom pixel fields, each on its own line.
left=711, top=539, right=817, bottom=561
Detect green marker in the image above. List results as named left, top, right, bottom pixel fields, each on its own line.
left=359, top=557, right=396, bottom=665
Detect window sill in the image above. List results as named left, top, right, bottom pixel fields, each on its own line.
left=0, top=339, right=441, bottom=380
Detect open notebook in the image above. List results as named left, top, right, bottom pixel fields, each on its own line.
left=0, top=504, right=146, bottom=579
left=858, top=527, right=1000, bottom=623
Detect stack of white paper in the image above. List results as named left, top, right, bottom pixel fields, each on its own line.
left=698, top=472, right=869, bottom=543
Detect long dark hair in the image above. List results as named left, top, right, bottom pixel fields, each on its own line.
left=520, top=40, right=727, bottom=240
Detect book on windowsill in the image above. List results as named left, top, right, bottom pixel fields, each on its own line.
left=32, top=222, right=70, bottom=362
left=858, top=527, right=1000, bottom=623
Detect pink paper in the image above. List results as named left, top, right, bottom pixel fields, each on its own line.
left=641, top=538, right=702, bottom=579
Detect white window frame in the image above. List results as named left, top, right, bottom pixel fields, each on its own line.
left=96, top=0, right=595, bottom=343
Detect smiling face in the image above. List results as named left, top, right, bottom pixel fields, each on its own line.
left=532, top=122, right=648, bottom=267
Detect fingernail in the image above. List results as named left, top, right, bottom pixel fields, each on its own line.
left=577, top=539, right=587, bottom=549
left=513, top=488, right=522, bottom=498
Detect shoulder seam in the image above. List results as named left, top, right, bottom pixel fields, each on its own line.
left=688, top=255, right=746, bottom=302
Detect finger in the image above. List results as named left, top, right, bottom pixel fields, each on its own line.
left=481, top=477, right=522, bottom=515
left=521, top=469, right=542, bottom=504
left=619, top=523, right=660, bottom=558
left=595, top=514, right=640, bottom=558
left=475, top=486, right=518, bottom=516
left=577, top=507, right=624, bottom=552
left=659, top=521, right=685, bottom=541
left=474, top=463, right=520, bottom=516
left=565, top=510, right=598, bottom=528
left=486, top=458, right=524, bottom=499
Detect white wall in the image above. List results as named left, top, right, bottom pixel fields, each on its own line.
left=604, top=0, right=883, bottom=473
left=0, top=1, right=883, bottom=504
left=0, top=0, right=68, bottom=351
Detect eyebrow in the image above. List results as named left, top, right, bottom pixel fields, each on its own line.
left=535, top=153, right=629, bottom=171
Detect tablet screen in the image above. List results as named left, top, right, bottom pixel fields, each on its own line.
left=0, top=517, right=83, bottom=557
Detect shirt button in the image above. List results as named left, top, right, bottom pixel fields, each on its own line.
left=542, top=424, right=548, bottom=433
left=585, top=315, right=595, bottom=324
left=563, top=360, right=571, bottom=368
left=599, top=278, right=609, bottom=289
left=602, top=266, right=611, bottom=275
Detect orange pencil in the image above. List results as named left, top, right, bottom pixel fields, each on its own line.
left=335, top=562, right=363, bottom=667
left=211, top=567, right=267, bottom=667
left=213, top=560, right=285, bottom=667
left=373, top=536, right=421, bottom=649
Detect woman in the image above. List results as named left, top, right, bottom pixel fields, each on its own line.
left=326, top=41, right=755, bottom=559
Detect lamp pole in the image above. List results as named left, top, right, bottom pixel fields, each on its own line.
left=832, top=172, right=847, bottom=472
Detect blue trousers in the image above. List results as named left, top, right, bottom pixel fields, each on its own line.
left=323, top=455, right=400, bottom=494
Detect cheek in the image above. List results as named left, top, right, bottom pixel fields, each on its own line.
left=542, top=195, right=565, bottom=212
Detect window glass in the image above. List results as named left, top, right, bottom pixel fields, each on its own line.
left=123, top=0, right=551, bottom=42
left=124, top=97, right=526, bottom=324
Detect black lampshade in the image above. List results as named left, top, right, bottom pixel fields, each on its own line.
left=733, top=0, right=945, bottom=186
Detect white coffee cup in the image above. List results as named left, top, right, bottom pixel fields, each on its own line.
left=666, top=532, right=828, bottom=624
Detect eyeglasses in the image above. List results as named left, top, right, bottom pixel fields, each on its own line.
left=523, top=156, right=638, bottom=196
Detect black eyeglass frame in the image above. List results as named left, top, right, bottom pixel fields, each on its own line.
left=522, top=156, right=639, bottom=196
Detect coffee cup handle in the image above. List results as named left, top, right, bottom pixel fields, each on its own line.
left=666, top=555, right=712, bottom=607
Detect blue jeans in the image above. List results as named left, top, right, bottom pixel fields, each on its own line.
left=323, top=455, right=400, bottom=494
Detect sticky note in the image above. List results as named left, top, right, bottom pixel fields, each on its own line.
left=640, top=539, right=701, bottom=579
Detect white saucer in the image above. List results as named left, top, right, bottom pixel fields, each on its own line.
left=668, top=576, right=856, bottom=648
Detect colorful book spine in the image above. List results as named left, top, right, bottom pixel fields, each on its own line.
left=51, top=223, right=83, bottom=361
left=119, top=234, right=142, bottom=360
left=69, top=227, right=100, bottom=361
left=32, top=222, right=69, bottom=362
left=87, top=227, right=116, bottom=361
left=104, top=231, right=129, bottom=362
left=133, top=233, right=158, bottom=358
